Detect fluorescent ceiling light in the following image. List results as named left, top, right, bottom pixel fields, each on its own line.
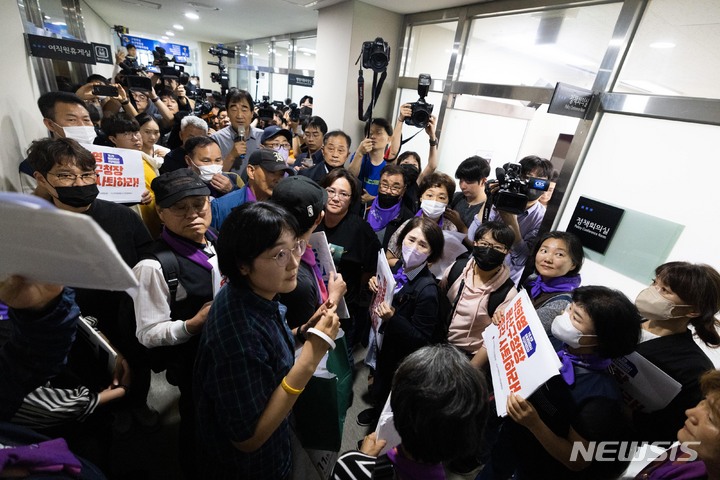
left=161, top=36, right=169, bottom=40
left=173, top=24, right=184, bottom=30
left=51, top=21, right=66, bottom=26
left=166, top=31, right=175, bottom=36
left=184, top=12, right=199, bottom=19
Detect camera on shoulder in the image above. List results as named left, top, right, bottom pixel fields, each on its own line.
left=405, top=74, right=434, bottom=129
left=487, top=163, right=550, bottom=214
left=361, top=37, right=390, bottom=73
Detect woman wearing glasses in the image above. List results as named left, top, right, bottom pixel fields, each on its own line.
left=316, top=168, right=381, bottom=348
left=441, top=221, right=517, bottom=368
left=194, top=201, right=340, bottom=480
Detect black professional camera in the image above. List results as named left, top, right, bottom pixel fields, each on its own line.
left=361, top=37, right=390, bottom=73
left=256, top=96, right=275, bottom=125
left=405, top=74, right=434, bottom=128
left=488, top=163, right=550, bottom=214
left=208, top=45, right=233, bottom=94
left=152, top=46, right=170, bottom=67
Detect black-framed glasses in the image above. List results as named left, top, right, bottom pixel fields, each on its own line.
left=475, top=241, right=508, bottom=254
left=269, top=239, right=307, bottom=267
left=379, top=181, right=404, bottom=195
left=47, top=172, right=97, bottom=185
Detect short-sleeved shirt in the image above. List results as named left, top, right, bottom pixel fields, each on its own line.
left=211, top=125, right=264, bottom=174
left=356, top=153, right=385, bottom=197
left=194, top=283, right=295, bottom=479
left=450, top=192, right=485, bottom=228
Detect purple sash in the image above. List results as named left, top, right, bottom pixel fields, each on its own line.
left=161, top=227, right=215, bottom=271
left=527, top=274, right=581, bottom=299
left=557, top=348, right=611, bottom=385
left=367, top=197, right=402, bottom=231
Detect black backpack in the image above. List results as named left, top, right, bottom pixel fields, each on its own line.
left=437, top=257, right=515, bottom=341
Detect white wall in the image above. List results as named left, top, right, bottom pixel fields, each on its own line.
left=80, top=0, right=115, bottom=80
left=315, top=1, right=402, bottom=148
left=0, top=2, right=45, bottom=191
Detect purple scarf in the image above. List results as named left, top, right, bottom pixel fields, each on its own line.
left=301, top=246, right=328, bottom=305
left=161, top=227, right=216, bottom=271
left=0, top=438, right=81, bottom=476
left=414, top=208, right=443, bottom=228
left=387, top=446, right=446, bottom=480
left=527, top=274, right=581, bottom=299
left=367, top=197, right=402, bottom=231
left=557, top=348, right=611, bottom=385
left=641, top=456, right=707, bottom=480
left=392, top=264, right=410, bottom=293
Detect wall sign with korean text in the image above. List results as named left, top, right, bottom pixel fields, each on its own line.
left=566, top=196, right=624, bottom=254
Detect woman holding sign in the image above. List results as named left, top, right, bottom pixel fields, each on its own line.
left=357, top=217, right=445, bottom=427
left=632, top=262, right=720, bottom=443
left=484, top=286, right=641, bottom=480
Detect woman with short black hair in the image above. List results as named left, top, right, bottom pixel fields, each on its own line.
left=194, top=201, right=340, bottom=479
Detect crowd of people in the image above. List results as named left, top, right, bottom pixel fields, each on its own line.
left=1, top=55, right=720, bottom=480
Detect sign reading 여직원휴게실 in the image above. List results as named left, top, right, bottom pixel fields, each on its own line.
left=289, top=73, right=314, bottom=87
left=26, top=34, right=96, bottom=64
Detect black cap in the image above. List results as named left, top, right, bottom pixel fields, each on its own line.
left=151, top=169, right=210, bottom=208
left=271, top=176, right=327, bottom=231
left=260, top=126, right=292, bottom=145
left=248, top=149, right=293, bottom=174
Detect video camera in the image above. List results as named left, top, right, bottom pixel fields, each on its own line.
left=208, top=44, right=234, bottom=95
left=256, top=96, right=275, bottom=125
left=487, top=163, right=550, bottom=214
left=152, top=46, right=170, bottom=67
left=405, top=73, right=434, bottom=129
left=287, top=103, right=312, bottom=124
left=361, top=37, right=390, bottom=73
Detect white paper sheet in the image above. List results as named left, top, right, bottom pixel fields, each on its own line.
left=309, top=231, right=349, bottom=318
left=0, top=193, right=138, bottom=291
left=429, top=230, right=468, bottom=280
left=375, top=394, right=401, bottom=456
left=610, top=351, right=682, bottom=413
left=369, top=249, right=395, bottom=350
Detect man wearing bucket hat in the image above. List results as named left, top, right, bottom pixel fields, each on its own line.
left=131, top=168, right=220, bottom=478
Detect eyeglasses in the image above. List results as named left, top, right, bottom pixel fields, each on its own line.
left=47, top=172, right=97, bottom=185
left=165, top=198, right=209, bottom=216
left=326, top=188, right=351, bottom=201
left=475, top=241, right=508, bottom=253
left=266, top=142, right=291, bottom=150
left=269, top=239, right=307, bottom=267
left=323, top=146, right=347, bottom=155
left=116, top=131, right=141, bottom=139
left=379, top=181, right=404, bottom=195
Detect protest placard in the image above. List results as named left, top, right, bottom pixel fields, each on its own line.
left=0, top=193, right=138, bottom=292
left=609, top=352, right=682, bottom=413
left=483, top=289, right=561, bottom=416
left=369, top=249, right=395, bottom=350
left=82, top=143, right=145, bottom=204
left=309, top=231, right=349, bottom=318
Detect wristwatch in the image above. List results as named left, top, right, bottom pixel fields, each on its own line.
left=429, top=138, right=438, bottom=147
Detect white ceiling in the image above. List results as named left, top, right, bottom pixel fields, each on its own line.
left=81, top=0, right=479, bottom=45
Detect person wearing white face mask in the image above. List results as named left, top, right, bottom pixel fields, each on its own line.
left=386, top=172, right=457, bottom=268
left=358, top=217, right=445, bottom=428
left=632, top=262, right=720, bottom=444
left=183, top=136, right=241, bottom=199
left=486, top=286, right=641, bottom=480
left=19, top=92, right=97, bottom=196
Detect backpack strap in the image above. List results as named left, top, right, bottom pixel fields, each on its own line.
left=148, top=249, right=181, bottom=306
left=487, top=277, right=515, bottom=318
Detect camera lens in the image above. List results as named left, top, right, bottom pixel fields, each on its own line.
left=411, top=110, right=429, bottom=128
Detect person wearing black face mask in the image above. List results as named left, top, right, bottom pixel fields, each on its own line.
left=468, top=155, right=554, bottom=286
left=440, top=221, right=517, bottom=369
left=27, top=138, right=157, bottom=442
left=365, top=165, right=414, bottom=249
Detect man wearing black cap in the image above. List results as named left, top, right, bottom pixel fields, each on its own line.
left=131, top=168, right=219, bottom=478
left=260, top=125, right=293, bottom=163
left=271, top=176, right=346, bottom=330
left=210, top=148, right=293, bottom=230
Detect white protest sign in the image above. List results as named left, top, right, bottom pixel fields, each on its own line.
left=83, top=143, right=145, bottom=204
left=609, top=352, right=682, bottom=413
left=483, top=289, right=561, bottom=416
left=375, top=394, right=401, bottom=456
left=369, top=249, right=395, bottom=350
left=309, top=231, right=349, bottom=318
